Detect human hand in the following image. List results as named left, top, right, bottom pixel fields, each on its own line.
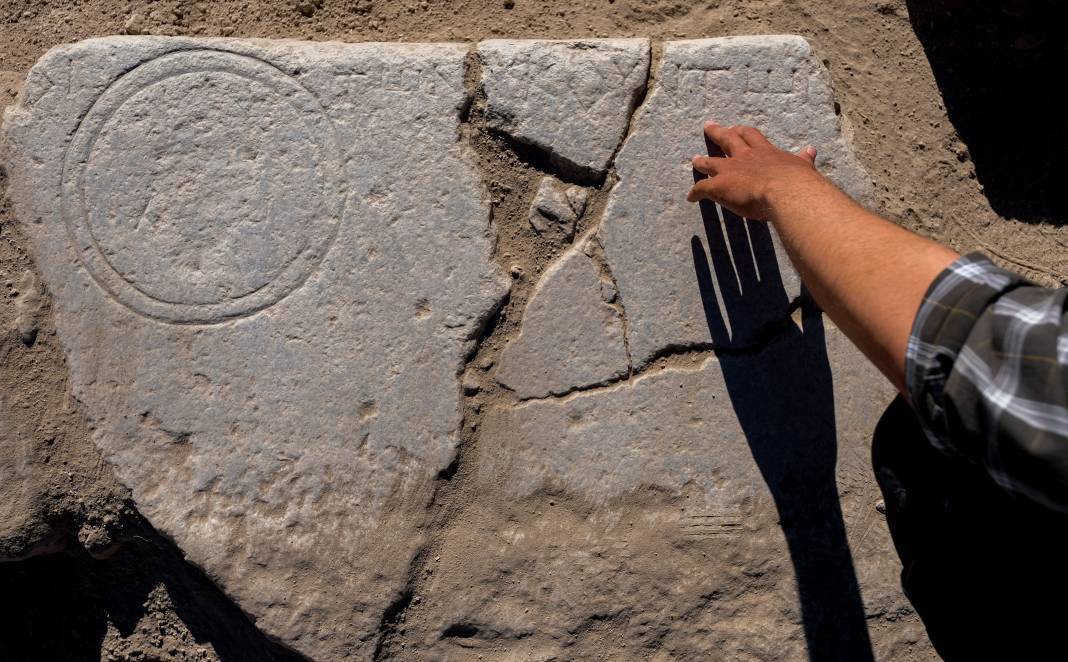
left=687, top=121, right=826, bottom=221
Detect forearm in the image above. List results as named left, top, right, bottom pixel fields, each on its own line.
left=687, top=121, right=959, bottom=394
left=766, top=178, right=959, bottom=395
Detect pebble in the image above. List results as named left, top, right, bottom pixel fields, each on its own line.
left=600, top=280, right=617, bottom=304
left=123, top=13, right=145, bottom=35
left=462, top=373, right=481, bottom=395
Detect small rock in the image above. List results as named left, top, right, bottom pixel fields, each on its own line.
left=462, top=373, right=480, bottom=395
left=600, top=280, right=617, bottom=303
left=875, top=500, right=887, bottom=514
left=14, top=270, right=44, bottom=346
left=221, top=26, right=235, bottom=36
left=565, top=186, right=589, bottom=217
left=295, top=1, right=320, bottom=17
left=477, top=355, right=495, bottom=370
left=874, top=1, right=898, bottom=16
left=509, top=264, right=524, bottom=280
left=528, top=176, right=588, bottom=242
left=123, top=13, right=145, bottom=35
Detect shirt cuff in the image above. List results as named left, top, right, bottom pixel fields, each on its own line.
left=904, top=252, right=1023, bottom=451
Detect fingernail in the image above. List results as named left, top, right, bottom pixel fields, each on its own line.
left=705, top=120, right=718, bottom=128
left=692, top=154, right=702, bottom=163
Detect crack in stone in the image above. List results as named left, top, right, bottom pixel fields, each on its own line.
left=572, top=42, right=662, bottom=377
left=370, top=44, right=522, bottom=656
left=369, top=42, right=667, bottom=653
left=516, top=305, right=818, bottom=406
left=603, top=40, right=661, bottom=182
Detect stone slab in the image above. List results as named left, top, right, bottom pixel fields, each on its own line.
left=495, top=246, right=629, bottom=399
left=2, top=37, right=507, bottom=660
left=598, top=36, right=872, bottom=367
left=3, top=35, right=923, bottom=660
left=465, top=321, right=908, bottom=659
left=479, top=39, right=650, bottom=180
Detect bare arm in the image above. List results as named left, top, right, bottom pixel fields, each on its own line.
left=688, top=121, right=959, bottom=395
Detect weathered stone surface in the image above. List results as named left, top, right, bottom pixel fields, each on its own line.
left=420, top=43, right=912, bottom=644
left=2, top=37, right=506, bottom=659
left=496, top=246, right=628, bottom=399
left=483, top=320, right=887, bottom=504
left=527, top=175, right=588, bottom=241
left=5, top=35, right=930, bottom=661
left=599, top=36, right=872, bottom=367
left=435, top=321, right=911, bottom=660
left=479, top=39, right=650, bottom=179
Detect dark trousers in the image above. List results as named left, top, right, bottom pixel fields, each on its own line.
left=873, top=396, right=1068, bottom=661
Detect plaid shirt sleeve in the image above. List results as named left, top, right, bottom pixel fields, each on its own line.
left=906, top=252, right=1068, bottom=513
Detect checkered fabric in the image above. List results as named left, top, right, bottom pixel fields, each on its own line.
left=907, top=252, right=1068, bottom=513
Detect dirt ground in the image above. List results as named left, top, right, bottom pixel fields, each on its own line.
left=0, top=0, right=1065, bottom=660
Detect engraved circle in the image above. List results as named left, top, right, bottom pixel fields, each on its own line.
left=63, top=49, right=342, bottom=324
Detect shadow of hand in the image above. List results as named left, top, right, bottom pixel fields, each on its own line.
left=691, top=191, right=874, bottom=661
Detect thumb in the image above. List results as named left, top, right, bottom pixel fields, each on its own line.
left=798, top=145, right=817, bottom=164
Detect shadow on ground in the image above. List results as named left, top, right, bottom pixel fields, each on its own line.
left=906, top=0, right=1067, bottom=223
left=690, top=160, right=875, bottom=660
left=0, top=516, right=305, bottom=662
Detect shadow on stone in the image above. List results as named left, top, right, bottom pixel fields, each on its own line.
left=0, top=514, right=306, bottom=662
left=905, top=0, right=1067, bottom=223
left=690, top=159, right=874, bottom=660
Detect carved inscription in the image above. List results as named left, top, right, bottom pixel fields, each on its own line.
left=663, top=61, right=808, bottom=105
left=62, top=49, right=343, bottom=324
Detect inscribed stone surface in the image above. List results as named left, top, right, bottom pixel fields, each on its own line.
left=2, top=37, right=506, bottom=660
left=598, top=36, right=872, bottom=367
left=2, top=35, right=918, bottom=661
left=479, top=39, right=650, bottom=179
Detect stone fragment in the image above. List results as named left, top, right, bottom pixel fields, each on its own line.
left=1, top=70, right=22, bottom=105
left=2, top=37, right=506, bottom=660
left=599, top=280, right=617, bottom=303
left=14, top=270, right=44, bottom=346
left=122, top=13, right=145, bottom=35
left=0, top=392, right=65, bottom=562
left=598, top=36, right=872, bottom=367
left=443, top=321, right=910, bottom=659
left=564, top=185, right=590, bottom=216
left=479, top=39, right=650, bottom=179
left=295, top=0, right=322, bottom=17
left=461, top=372, right=481, bottom=395
left=496, top=247, right=628, bottom=399
left=527, top=176, right=589, bottom=241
